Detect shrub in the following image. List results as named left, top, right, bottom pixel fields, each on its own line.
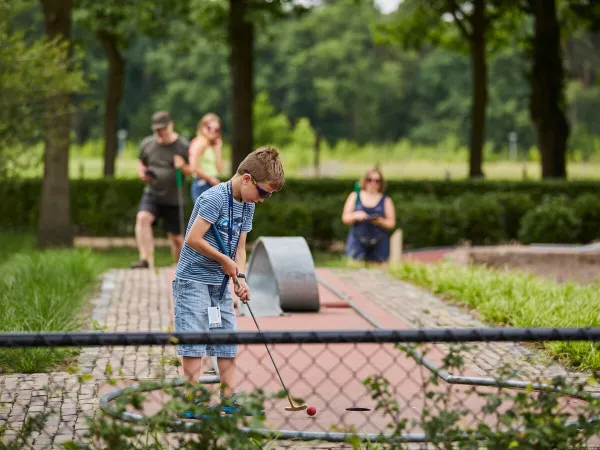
left=452, top=194, right=506, bottom=245
left=573, top=193, right=600, bottom=244
left=3, top=178, right=598, bottom=249
left=518, top=198, right=581, bottom=244
left=492, top=192, right=536, bottom=240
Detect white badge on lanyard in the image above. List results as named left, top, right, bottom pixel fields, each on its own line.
left=208, top=305, right=222, bottom=328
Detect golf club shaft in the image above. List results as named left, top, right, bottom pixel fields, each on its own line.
left=245, top=301, right=291, bottom=396
left=221, top=244, right=296, bottom=405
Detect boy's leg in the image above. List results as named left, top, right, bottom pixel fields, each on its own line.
left=217, top=357, right=236, bottom=398
left=173, top=278, right=210, bottom=379
left=208, top=285, right=238, bottom=398
left=182, top=356, right=203, bottom=383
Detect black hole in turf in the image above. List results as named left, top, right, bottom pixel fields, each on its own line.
left=346, top=407, right=371, bottom=411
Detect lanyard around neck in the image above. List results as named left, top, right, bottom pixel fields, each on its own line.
left=226, top=181, right=246, bottom=260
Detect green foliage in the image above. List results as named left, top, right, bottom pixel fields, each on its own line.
left=73, top=381, right=270, bottom=449
left=290, top=117, right=316, bottom=149
left=9, top=0, right=600, bottom=164
left=0, top=0, right=87, bottom=177
left=73, top=0, right=193, bottom=44
left=518, top=198, right=582, bottom=245
left=253, top=91, right=292, bottom=147
left=572, top=193, right=600, bottom=243
left=493, top=192, right=536, bottom=240
left=395, top=199, right=466, bottom=248
left=452, top=194, right=506, bottom=244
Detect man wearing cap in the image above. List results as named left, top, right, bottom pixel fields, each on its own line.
left=132, top=111, right=192, bottom=269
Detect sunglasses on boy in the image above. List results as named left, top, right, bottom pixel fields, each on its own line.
left=243, top=170, right=273, bottom=199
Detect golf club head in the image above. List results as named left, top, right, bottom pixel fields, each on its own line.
left=285, top=404, right=308, bottom=412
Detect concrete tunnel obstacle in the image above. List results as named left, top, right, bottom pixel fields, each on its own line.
left=238, top=237, right=320, bottom=317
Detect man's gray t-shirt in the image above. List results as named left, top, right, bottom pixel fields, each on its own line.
left=139, top=135, right=189, bottom=205
left=175, top=183, right=255, bottom=285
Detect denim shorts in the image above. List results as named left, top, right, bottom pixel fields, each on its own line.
left=173, top=278, right=237, bottom=358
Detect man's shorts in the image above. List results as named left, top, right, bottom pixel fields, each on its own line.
left=173, top=278, right=237, bottom=358
left=138, top=192, right=181, bottom=235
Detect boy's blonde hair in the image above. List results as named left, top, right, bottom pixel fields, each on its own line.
left=237, top=146, right=285, bottom=190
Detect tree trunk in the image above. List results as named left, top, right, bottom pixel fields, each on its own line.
left=98, top=30, right=124, bottom=177
left=468, top=0, right=487, bottom=178
left=38, top=0, right=73, bottom=248
left=529, top=0, right=569, bottom=178
left=229, top=0, right=254, bottom=173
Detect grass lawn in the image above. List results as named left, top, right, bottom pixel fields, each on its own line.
left=15, top=154, right=600, bottom=180
left=389, top=261, right=600, bottom=371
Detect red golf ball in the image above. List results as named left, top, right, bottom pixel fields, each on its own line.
left=307, top=405, right=317, bottom=416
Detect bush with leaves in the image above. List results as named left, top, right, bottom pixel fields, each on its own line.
left=572, top=193, right=600, bottom=244
left=0, top=0, right=87, bottom=178
left=518, top=198, right=582, bottom=244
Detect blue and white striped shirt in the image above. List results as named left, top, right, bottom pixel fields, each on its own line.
left=175, top=183, right=255, bottom=284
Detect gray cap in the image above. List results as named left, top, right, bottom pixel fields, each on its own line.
left=151, top=111, right=172, bottom=131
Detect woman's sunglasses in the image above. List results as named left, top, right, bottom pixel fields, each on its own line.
left=366, top=177, right=381, bottom=184
left=244, top=170, right=272, bottom=199
left=205, top=124, right=221, bottom=133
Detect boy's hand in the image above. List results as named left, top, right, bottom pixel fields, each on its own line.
left=233, top=278, right=250, bottom=303
left=221, top=258, right=238, bottom=278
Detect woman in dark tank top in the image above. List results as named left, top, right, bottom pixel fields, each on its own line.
left=341, top=168, right=396, bottom=267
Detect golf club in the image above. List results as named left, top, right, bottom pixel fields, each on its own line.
left=234, top=277, right=307, bottom=412
left=209, top=223, right=306, bottom=412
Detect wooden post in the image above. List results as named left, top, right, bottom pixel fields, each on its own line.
left=390, top=229, right=403, bottom=264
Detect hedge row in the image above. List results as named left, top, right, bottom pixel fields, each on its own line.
left=282, top=178, right=600, bottom=201
left=2, top=178, right=599, bottom=249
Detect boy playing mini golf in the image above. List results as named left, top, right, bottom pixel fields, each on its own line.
left=173, top=146, right=285, bottom=413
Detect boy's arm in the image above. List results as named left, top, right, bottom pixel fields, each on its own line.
left=185, top=216, right=238, bottom=277
left=234, top=232, right=250, bottom=302
left=235, top=232, right=248, bottom=276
